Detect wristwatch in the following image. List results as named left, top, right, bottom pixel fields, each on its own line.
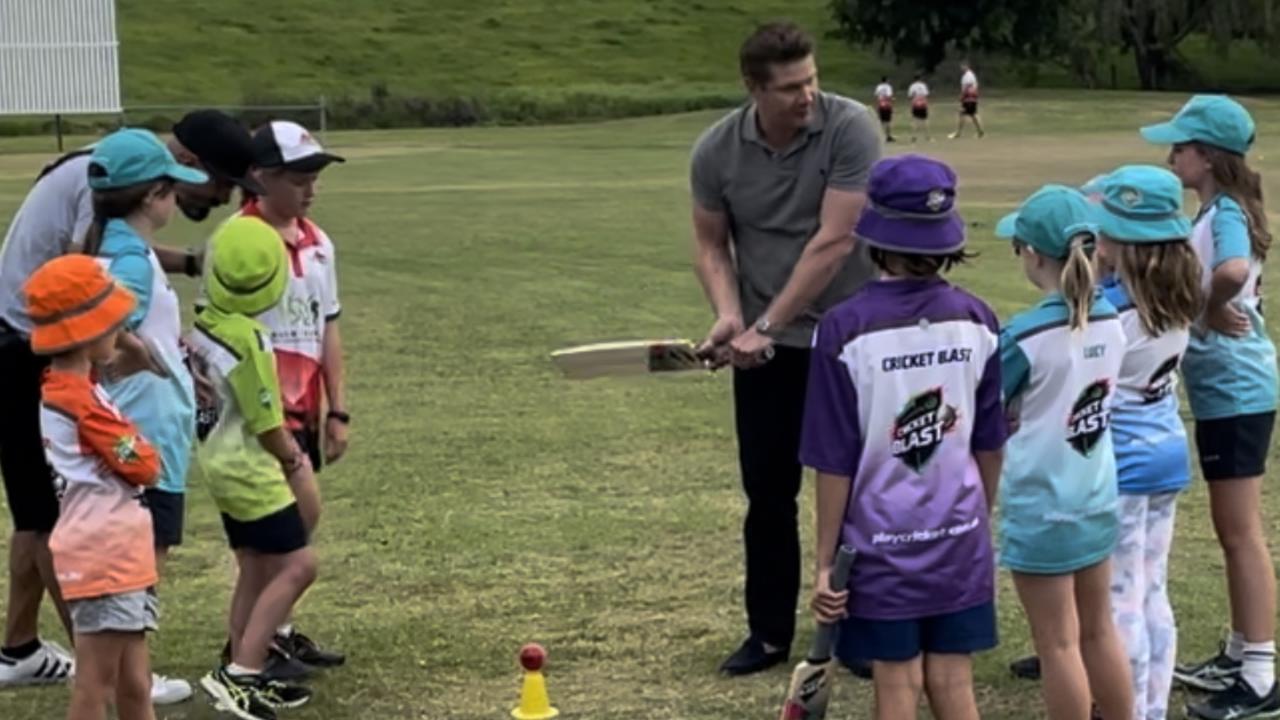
left=327, top=410, right=351, bottom=425
left=755, top=317, right=776, bottom=336
left=183, top=249, right=200, bottom=278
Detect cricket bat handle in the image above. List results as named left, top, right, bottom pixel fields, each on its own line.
left=808, top=545, right=856, bottom=662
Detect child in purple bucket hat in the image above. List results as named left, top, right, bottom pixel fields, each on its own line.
left=800, top=154, right=1008, bottom=719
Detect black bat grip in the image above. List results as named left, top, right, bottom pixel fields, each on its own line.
left=807, top=544, right=856, bottom=663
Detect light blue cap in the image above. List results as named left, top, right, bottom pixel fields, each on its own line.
left=88, top=128, right=209, bottom=190
left=996, top=185, right=1097, bottom=259
left=1140, top=95, right=1255, bottom=155
left=1089, top=165, right=1192, bottom=243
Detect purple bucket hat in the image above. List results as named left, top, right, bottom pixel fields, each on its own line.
left=854, top=154, right=965, bottom=256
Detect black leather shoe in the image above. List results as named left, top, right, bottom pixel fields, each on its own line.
left=1010, top=654, right=1041, bottom=680
left=839, top=655, right=873, bottom=679
left=719, top=638, right=788, bottom=677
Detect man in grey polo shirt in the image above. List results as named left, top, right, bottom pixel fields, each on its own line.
left=0, top=111, right=260, bottom=700
left=690, top=21, right=881, bottom=676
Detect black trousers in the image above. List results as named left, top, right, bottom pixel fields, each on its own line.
left=733, top=345, right=810, bottom=648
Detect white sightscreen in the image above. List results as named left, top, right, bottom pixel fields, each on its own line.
left=0, top=0, right=121, bottom=114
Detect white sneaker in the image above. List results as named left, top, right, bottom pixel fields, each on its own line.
left=0, top=640, right=74, bottom=686
left=152, top=673, right=193, bottom=705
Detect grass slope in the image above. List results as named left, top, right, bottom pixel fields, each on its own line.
left=2, top=91, right=1280, bottom=718
left=115, top=0, right=879, bottom=104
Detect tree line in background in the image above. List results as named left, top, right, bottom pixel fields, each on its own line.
left=831, top=0, right=1279, bottom=90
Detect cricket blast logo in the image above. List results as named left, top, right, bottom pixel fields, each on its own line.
left=891, top=388, right=958, bottom=472
left=1067, top=379, right=1111, bottom=456
left=1141, top=354, right=1180, bottom=404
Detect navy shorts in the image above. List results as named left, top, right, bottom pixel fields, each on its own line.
left=962, top=100, right=979, bottom=116
left=836, top=601, right=998, bottom=663
left=0, top=321, right=58, bottom=533
left=145, top=489, right=185, bottom=548
left=292, top=427, right=323, bottom=473
left=221, top=503, right=308, bottom=555
left=1195, top=411, right=1275, bottom=481
left=878, top=107, right=893, bottom=123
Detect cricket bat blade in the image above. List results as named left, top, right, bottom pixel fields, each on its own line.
left=778, top=545, right=857, bottom=720
left=550, top=339, right=705, bottom=379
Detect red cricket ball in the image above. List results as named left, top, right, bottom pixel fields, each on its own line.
left=519, top=643, right=547, bottom=671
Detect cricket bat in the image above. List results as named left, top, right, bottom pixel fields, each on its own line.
left=549, top=339, right=707, bottom=379
left=779, top=545, right=857, bottom=720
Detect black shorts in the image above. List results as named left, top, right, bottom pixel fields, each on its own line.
left=221, top=503, right=308, bottom=555
left=292, top=427, right=323, bottom=473
left=0, top=322, right=58, bottom=533
left=1195, top=412, right=1276, bottom=480
left=878, top=107, right=893, bottom=123
left=912, top=106, right=928, bottom=120
left=962, top=101, right=979, bottom=116
left=145, top=489, right=185, bottom=548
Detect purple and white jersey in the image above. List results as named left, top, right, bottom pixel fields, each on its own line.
left=800, top=277, right=1007, bottom=621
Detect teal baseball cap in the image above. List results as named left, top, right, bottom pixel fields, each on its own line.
left=1140, top=95, right=1255, bottom=155
left=1090, top=165, right=1191, bottom=243
left=996, top=185, right=1097, bottom=259
left=88, top=128, right=209, bottom=190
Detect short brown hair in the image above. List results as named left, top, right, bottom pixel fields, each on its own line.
left=870, top=246, right=975, bottom=277
left=740, top=22, right=814, bottom=87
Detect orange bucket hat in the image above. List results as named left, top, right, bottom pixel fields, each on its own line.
left=24, top=256, right=136, bottom=355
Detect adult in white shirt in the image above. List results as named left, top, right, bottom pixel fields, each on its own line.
left=907, top=73, right=931, bottom=142
left=874, top=76, right=896, bottom=143
left=950, top=61, right=986, bottom=139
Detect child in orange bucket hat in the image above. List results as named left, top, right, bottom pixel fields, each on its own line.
left=24, top=255, right=163, bottom=720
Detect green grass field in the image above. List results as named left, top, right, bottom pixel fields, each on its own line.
left=4, top=91, right=1280, bottom=719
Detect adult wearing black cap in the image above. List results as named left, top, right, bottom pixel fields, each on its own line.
left=0, top=110, right=259, bottom=703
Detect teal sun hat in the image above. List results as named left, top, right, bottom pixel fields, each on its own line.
left=1140, top=94, right=1255, bottom=156
left=1089, top=165, right=1192, bottom=243
left=88, top=128, right=209, bottom=190
left=996, top=185, right=1097, bottom=259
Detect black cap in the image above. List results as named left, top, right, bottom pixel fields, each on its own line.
left=252, top=121, right=345, bottom=173
left=172, top=110, right=266, bottom=195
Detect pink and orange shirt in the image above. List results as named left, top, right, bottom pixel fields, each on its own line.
left=40, top=370, right=159, bottom=601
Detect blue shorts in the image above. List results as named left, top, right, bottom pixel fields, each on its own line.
left=836, top=601, right=998, bottom=663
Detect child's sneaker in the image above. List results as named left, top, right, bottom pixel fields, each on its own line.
left=1186, top=677, right=1280, bottom=719
left=258, top=677, right=313, bottom=709
left=199, top=667, right=277, bottom=720
left=0, top=641, right=73, bottom=687
left=151, top=673, right=193, bottom=704
left=276, top=628, right=344, bottom=668
left=221, top=639, right=314, bottom=682
left=1176, top=644, right=1243, bottom=692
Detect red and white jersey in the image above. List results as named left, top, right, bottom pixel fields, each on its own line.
left=960, top=70, right=979, bottom=101
left=908, top=81, right=929, bottom=108
left=875, top=82, right=894, bottom=109
left=239, top=199, right=342, bottom=431
left=41, top=370, right=159, bottom=601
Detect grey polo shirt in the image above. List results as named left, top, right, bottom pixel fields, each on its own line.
left=0, top=153, right=94, bottom=335
left=690, top=91, right=881, bottom=348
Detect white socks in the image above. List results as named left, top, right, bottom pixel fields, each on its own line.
left=1242, top=639, right=1276, bottom=696
left=277, top=624, right=294, bottom=637
left=1227, top=631, right=1246, bottom=661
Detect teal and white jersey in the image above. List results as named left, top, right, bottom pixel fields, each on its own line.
left=1101, top=277, right=1191, bottom=496
left=1000, top=293, right=1126, bottom=574
left=1182, top=194, right=1278, bottom=420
